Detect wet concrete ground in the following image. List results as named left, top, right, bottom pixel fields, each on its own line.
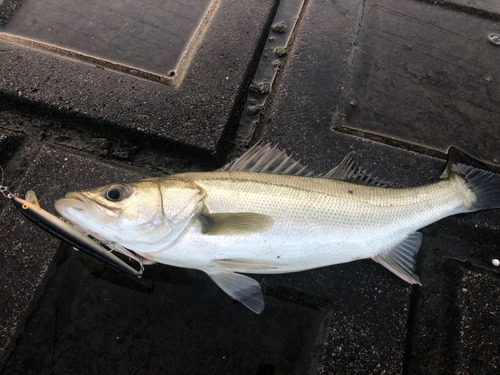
left=1, top=0, right=500, bottom=374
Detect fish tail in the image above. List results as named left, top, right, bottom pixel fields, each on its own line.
left=444, top=147, right=500, bottom=212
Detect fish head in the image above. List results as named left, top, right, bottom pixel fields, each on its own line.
left=54, top=178, right=204, bottom=252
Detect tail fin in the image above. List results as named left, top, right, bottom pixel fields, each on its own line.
left=444, top=147, right=500, bottom=212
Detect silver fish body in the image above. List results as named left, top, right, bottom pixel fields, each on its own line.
left=55, top=144, right=500, bottom=313
left=150, top=171, right=469, bottom=272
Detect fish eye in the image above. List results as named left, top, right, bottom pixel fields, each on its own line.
left=105, top=185, right=128, bottom=201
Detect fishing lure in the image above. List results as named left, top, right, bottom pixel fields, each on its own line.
left=0, top=167, right=141, bottom=277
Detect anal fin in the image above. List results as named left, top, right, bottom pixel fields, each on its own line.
left=207, top=271, right=265, bottom=314
left=372, top=232, right=422, bottom=285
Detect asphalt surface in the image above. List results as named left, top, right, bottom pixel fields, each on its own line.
left=1, top=0, right=500, bottom=374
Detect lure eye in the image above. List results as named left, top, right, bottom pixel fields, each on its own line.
left=105, top=185, right=128, bottom=201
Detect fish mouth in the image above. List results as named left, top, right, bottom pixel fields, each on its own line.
left=55, top=192, right=119, bottom=225
left=59, top=192, right=88, bottom=212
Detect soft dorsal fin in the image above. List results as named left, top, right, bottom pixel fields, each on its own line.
left=219, top=143, right=316, bottom=177
left=323, top=152, right=390, bottom=187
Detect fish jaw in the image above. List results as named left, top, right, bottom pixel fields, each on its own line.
left=55, top=192, right=124, bottom=241
left=55, top=192, right=159, bottom=244
left=57, top=192, right=118, bottom=222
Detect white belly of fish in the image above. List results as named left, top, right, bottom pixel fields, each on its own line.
left=147, top=173, right=468, bottom=274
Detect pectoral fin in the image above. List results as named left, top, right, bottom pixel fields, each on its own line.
left=372, top=232, right=422, bottom=285
left=199, top=213, right=273, bottom=235
left=207, top=271, right=265, bottom=314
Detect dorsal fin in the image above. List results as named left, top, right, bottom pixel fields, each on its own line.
left=323, top=152, right=391, bottom=187
left=219, top=143, right=316, bottom=177
left=220, top=143, right=390, bottom=186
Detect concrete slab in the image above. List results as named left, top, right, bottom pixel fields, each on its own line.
left=0, top=203, right=59, bottom=368
left=405, top=257, right=500, bottom=374
left=3, top=0, right=213, bottom=76
left=0, top=130, right=22, bottom=166
left=341, top=0, right=500, bottom=164
left=1, top=250, right=326, bottom=375
left=309, top=264, right=411, bottom=374
left=457, top=265, right=500, bottom=373
left=0, top=0, right=278, bottom=157
left=259, top=0, right=446, bottom=182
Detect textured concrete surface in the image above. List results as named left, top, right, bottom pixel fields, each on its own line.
left=456, top=265, right=500, bottom=373
left=444, top=0, right=500, bottom=14
left=1, top=0, right=500, bottom=373
left=3, top=0, right=213, bottom=75
left=0, top=129, right=22, bottom=166
left=342, top=0, right=500, bottom=164
left=0, top=129, right=23, bottom=211
left=0, top=0, right=278, bottom=157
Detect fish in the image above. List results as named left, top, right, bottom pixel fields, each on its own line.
left=10, top=190, right=142, bottom=277
left=54, top=143, right=500, bottom=313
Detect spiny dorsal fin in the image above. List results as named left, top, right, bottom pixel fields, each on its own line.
left=199, top=213, right=274, bottom=235
left=219, top=143, right=316, bottom=177
left=324, top=152, right=390, bottom=187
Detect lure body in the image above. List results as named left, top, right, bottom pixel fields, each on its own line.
left=11, top=191, right=141, bottom=277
